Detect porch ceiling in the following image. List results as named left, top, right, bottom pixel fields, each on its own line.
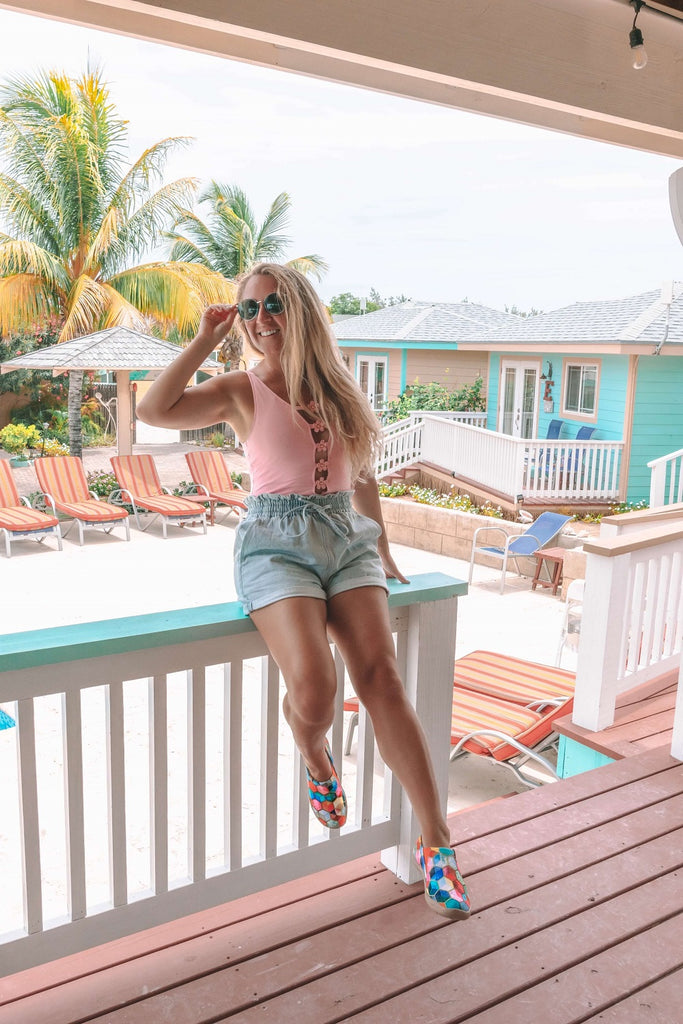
left=1, top=0, right=683, bottom=157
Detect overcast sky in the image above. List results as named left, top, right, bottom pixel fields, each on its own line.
left=1, top=8, right=682, bottom=315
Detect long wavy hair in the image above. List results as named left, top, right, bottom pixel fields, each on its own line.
left=235, top=263, right=380, bottom=480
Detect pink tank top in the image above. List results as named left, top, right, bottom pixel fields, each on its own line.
left=243, top=372, right=353, bottom=496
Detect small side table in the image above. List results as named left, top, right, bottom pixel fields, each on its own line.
left=531, top=546, right=565, bottom=595
left=182, top=494, right=218, bottom=526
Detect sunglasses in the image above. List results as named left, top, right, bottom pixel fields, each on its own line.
left=237, top=292, right=285, bottom=321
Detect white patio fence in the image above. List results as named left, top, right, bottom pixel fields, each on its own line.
left=0, top=573, right=464, bottom=975
left=377, top=417, right=624, bottom=501
left=648, top=448, right=683, bottom=507
left=375, top=412, right=486, bottom=479
left=571, top=508, right=683, bottom=763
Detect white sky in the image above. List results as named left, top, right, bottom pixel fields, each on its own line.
left=1, top=7, right=682, bottom=314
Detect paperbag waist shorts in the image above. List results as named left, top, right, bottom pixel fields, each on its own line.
left=234, top=491, right=389, bottom=613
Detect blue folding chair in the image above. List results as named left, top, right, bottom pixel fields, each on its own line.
left=469, top=511, right=572, bottom=594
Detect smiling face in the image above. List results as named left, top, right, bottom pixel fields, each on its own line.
left=239, top=273, right=287, bottom=356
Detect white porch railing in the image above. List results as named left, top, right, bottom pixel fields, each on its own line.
left=571, top=514, right=683, bottom=757
left=0, top=573, right=464, bottom=976
left=419, top=418, right=624, bottom=501
left=375, top=412, right=487, bottom=479
left=648, top=448, right=683, bottom=507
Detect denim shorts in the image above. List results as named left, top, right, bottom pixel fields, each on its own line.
left=234, top=491, right=389, bottom=613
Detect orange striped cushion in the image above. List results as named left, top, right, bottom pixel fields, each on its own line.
left=0, top=461, right=21, bottom=507
left=186, top=450, right=233, bottom=493
left=454, top=650, right=575, bottom=705
left=452, top=685, right=573, bottom=762
left=131, top=494, right=206, bottom=515
left=49, top=500, right=127, bottom=523
left=0, top=505, right=59, bottom=531
left=35, top=456, right=89, bottom=503
left=111, top=455, right=163, bottom=497
left=207, top=489, right=248, bottom=510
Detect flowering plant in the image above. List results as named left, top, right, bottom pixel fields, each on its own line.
left=0, top=422, right=41, bottom=456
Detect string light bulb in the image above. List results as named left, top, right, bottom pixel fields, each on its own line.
left=629, top=0, right=648, bottom=70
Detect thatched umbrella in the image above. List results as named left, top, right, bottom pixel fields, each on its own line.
left=0, top=326, right=218, bottom=456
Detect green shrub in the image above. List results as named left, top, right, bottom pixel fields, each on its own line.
left=209, top=431, right=225, bottom=448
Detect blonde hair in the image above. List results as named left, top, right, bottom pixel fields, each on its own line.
left=235, top=263, right=380, bottom=480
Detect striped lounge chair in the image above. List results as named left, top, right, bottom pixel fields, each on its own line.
left=449, top=649, right=575, bottom=787
left=110, top=455, right=207, bottom=538
left=343, top=649, right=575, bottom=788
left=34, top=456, right=130, bottom=545
left=185, top=450, right=248, bottom=523
left=0, top=459, right=62, bottom=557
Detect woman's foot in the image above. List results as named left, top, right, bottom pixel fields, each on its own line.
left=415, top=835, right=471, bottom=920
left=305, top=743, right=347, bottom=829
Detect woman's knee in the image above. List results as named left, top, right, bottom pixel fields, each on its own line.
left=284, top=670, right=337, bottom=727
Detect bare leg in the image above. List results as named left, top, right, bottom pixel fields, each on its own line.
left=327, top=586, right=451, bottom=849
left=250, top=596, right=337, bottom=781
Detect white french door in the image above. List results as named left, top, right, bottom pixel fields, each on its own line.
left=499, top=360, right=539, bottom=438
left=357, top=356, right=387, bottom=412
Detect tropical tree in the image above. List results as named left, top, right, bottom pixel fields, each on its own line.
left=0, top=68, right=233, bottom=456
left=166, top=183, right=327, bottom=368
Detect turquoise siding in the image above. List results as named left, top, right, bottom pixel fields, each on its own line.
left=557, top=735, right=614, bottom=778
left=628, top=356, right=683, bottom=502
left=487, top=353, right=627, bottom=441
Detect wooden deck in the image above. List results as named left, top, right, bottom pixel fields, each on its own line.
left=557, top=670, right=678, bottom=760
left=2, top=745, right=682, bottom=1023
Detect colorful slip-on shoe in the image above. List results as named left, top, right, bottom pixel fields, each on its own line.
left=415, top=835, right=471, bottom=920
left=305, top=743, right=347, bottom=829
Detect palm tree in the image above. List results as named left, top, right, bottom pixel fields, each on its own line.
left=166, top=183, right=327, bottom=369
left=0, top=69, right=233, bottom=457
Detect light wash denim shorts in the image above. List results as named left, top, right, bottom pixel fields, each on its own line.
left=234, top=491, right=389, bottom=613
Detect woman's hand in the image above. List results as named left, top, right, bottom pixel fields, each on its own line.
left=198, top=304, right=239, bottom=349
left=379, top=545, right=410, bottom=584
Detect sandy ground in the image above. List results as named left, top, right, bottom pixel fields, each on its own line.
left=0, top=445, right=576, bottom=933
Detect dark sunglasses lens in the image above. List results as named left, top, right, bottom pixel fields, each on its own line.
left=264, top=293, right=284, bottom=315
left=237, top=299, right=258, bottom=320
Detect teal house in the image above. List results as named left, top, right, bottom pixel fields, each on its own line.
left=334, top=285, right=683, bottom=509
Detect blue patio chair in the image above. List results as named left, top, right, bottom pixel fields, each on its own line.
left=469, top=511, right=572, bottom=594
left=546, top=419, right=564, bottom=440
left=564, top=425, right=597, bottom=482
left=528, top=419, right=565, bottom=478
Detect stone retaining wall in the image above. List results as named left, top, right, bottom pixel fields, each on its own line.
left=380, top=497, right=590, bottom=597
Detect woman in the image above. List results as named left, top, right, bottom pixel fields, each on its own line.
left=137, top=263, right=470, bottom=920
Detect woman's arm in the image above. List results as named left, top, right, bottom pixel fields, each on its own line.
left=137, top=304, right=244, bottom=430
left=353, top=475, right=409, bottom=583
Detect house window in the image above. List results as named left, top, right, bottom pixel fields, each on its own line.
left=563, top=363, right=598, bottom=417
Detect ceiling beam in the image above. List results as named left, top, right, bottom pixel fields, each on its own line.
left=1, top=0, right=682, bottom=157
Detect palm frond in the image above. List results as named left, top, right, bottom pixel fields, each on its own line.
left=82, top=206, right=121, bottom=276
left=111, top=138, right=195, bottom=215
left=110, top=179, right=199, bottom=269
left=284, top=255, right=329, bottom=281
left=98, top=281, right=147, bottom=329
left=0, top=173, right=61, bottom=254
left=0, top=273, right=60, bottom=334
left=254, top=191, right=292, bottom=255
left=109, top=262, right=234, bottom=335
left=60, top=274, right=109, bottom=340
left=0, top=238, right=71, bottom=292
left=163, top=233, right=213, bottom=267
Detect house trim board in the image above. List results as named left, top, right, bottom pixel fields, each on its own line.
left=620, top=354, right=639, bottom=501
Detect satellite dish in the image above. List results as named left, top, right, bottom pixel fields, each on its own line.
left=669, top=167, right=683, bottom=246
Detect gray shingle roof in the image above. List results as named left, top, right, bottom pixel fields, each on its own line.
left=331, top=301, right=520, bottom=343
left=473, top=284, right=683, bottom=345
left=0, top=326, right=216, bottom=373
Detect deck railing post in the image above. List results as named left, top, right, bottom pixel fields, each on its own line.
left=381, top=593, right=459, bottom=883
left=572, top=550, right=630, bottom=731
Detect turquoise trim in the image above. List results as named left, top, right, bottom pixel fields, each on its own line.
left=400, top=349, right=408, bottom=393
left=1, top=573, right=467, bottom=672
left=339, top=340, right=459, bottom=351
left=557, top=735, right=614, bottom=778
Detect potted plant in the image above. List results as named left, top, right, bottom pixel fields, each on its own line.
left=0, top=423, right=42, bottom=465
